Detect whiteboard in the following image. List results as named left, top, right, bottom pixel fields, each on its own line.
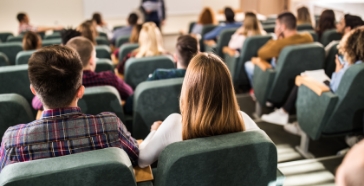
left=83, top=0, right=202, bottom=19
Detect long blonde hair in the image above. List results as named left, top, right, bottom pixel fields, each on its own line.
left=180, top=53, right=245, bottom=140
left=135, top=22, right=165, bottom=58
left=297, top=6, right=312, bottom=25
left=237, top=12, right=264, bottom=36
left=77, top=20, right=97, bottom=45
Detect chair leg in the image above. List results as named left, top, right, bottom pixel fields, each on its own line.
left=295, top=132, right=315, bottom=159
left=253, top=102, right=262, bottom=120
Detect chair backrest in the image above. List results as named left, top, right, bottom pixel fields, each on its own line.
left=133, top=78, right=183, bottom=139
left=0, top=32, right=13, bottom=43
left=0, top=65, right=33, bottom=107
left=304, top=30, right=318, bottom=42
left=0, top=148, right=137, bottom=186
left=78, top=86, right=125, bottom=122
left=0, top=94, right=33, bottom=144
left=215, top=28, right=237, bottom=57
left=6, top=35, right=23, bottom=43
left=113, top=25, right=125, bottom=31
left=116, top=35, right=130, bottom=48
left=200, top=24, right=217, bottom=52
left=96, top=45, right=111, bottom=59
left=188, top=22, right=196, bottom=33
left=0, top=43, right=23, bottom=65
left=155, top=130, right=277, bottom=186
left=262, top=19, right=276, bottom=25
left=297, top=24, right=314, bottom=31
left=0, top=52, right=9, bottom=66
left=98, top=32, right=108, bottom=38
left=263, top=24, right=275, bottom=33
left=96, top=36, right=110, bottom=46
left=95, top=58, right=114, bottom=73
left=16, top=50, right=35, bottom=65
left=42, top=39, right=62, bottom=47
left=118, top=43, right=139, bottom=64
left=320, top=29, right=342, bottom=46
left=124, top=56, right=175, bottom=89
left=268, top=42, right=325, bottom=105
left=324, top=41, right=339, bottom=77
left=44, top=33, right=61, bottom=40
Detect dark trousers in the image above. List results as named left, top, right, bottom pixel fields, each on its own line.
left=282, top=86, right=298, bottom=114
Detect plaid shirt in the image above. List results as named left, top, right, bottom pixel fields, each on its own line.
left=32, top=70, right=133, bottom=110
left=0, top=107, right=139, bottom=172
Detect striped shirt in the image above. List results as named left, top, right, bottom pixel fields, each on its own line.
left=0, top=107, right=139, bottom=172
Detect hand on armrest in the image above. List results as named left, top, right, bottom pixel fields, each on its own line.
left=223, top=46, right=236, bottom=56
left=204, top=40, right=216, bottom=46
left=295, top=76, right=330, bottom=96
left=251, top=57, right=272, bottom=71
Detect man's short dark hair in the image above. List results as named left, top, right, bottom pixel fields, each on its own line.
left=345, top=14, right=364, bottom=30
left=176, top=35, right=198, bottom=67
left=61, top=28, right=82, bottom=45
left=128, top=13, right=139, bottom=26
left=17, top=13, right=26, bottom=22
left=277, top=12, right=297, bottom=30
left=28, top=45, right=83, bottom=109
left=224, top=7, right=235, bottom=23
left=66, top=37, right=94, bottom=67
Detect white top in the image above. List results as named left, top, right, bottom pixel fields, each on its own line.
left=138, top=111, right=260, bottom=168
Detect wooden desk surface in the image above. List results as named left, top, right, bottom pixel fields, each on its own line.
left=134, top=140, right=154, bottom=183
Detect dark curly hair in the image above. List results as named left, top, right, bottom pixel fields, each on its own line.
left=339, top=26, right=364, bottom=64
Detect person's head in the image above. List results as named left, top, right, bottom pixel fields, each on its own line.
left=92, top=12, right=103, bottom=25
left=316, top=9, right=336, bottom=38
left=128, top=13, right=139, bottom=26
left=175, top=35, right=198, bottom=69
left=198, top=7, right=217, bottom=25
left=337, top=14, right=364, bottom=35
left=180, top=53, right=245, bottom=140
left=22, top=31, right=42, bottom=51
left=66, top=36, right=96, bottom=71
left=240, top=12, right=263, bottom=35
left=275, top=12, right=297, bottom=37
left=338, top=26, right=364, bottom=64
left=296, top=6, right=312, bottom=25
left=129, top=24, right=142, bottom=43
left=224, top=7, right=235, bottom=23
left=77, top=20, right=97, bottom=45
left=28, top=45, right=84, bottom=109
left=136, top=22, right=165, bottom=58
left=61, top=28, right=82, bottom=45
left=336, top=140, right=364, bottom=186
left=17, top=13, right=28, bottom=24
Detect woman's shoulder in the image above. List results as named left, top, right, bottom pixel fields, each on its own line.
left=238, top=111, right=260, bottom=131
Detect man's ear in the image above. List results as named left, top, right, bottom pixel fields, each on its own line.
left=30, top=84, right=37, bottom=96
left=76, top=85, right=85, bottom=99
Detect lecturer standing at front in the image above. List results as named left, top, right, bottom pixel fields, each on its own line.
left=140, top=0, right=166, bottom=28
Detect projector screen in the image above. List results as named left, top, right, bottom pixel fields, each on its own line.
left=83, top=0, right=203, bottom=19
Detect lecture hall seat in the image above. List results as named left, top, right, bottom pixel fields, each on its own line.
left=115, top=35, right=131, bottom=48
left=199, top=24, right=218, bottom=52
left=0, top=32, right=13, bottom=43
left=320, top=29, right=342, bottom=47
left=0, top=52, right=9, bottom=66
left=95, top=58, right=114, bottom=73
left=96, top=45, right=111, bottom=59
left=118, top=43, right=139, bottom=65
left=15, top=50, right=35, bottom=65
left=204, top=28, right=237, bottom=58
left=0, top=43, right=23, bottom=65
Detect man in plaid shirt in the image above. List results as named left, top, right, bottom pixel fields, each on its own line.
left=0, top=45, right=139, bottom=172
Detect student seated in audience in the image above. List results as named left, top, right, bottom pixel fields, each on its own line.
left=22, top=31, right=42, bottom=51
left=32, top=37, right=133, bottom=110
left=138, top=53, right=260, bottom=168
left=190, top=7, right=217, bottom=36
left=0, top=45, right=139, bottom=172
left=203, top=7, right=241, bottom=41
left=77, top=20, right=98, bottom=45
left=244, top=12, right=313, bottom=87
left=315, top=9, right=336, bottom=41
left=92, top=12, right=112, bottom=39
left=262, top=26, right=364, bottom=135
left=227, top=12, right=266, bottom=51
left=112, top=24, right=142, bottom=58
left=111, top=13, right=139, bottom=45
left=296, top=6, right=312, bottom=26
left=60, top=28, right=81, bottom=45
left=147, top=35, right=198, bottom=80
left=117, top=22, right=168, bottom=74
left=17, top=12, right=63, bottom=34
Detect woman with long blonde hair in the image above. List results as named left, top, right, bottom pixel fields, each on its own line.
left=77, top=20, right=98, bottom=45
left=191, top=7, right=217, bottom=35
left=137, top=53, right=260, bottom=168
left=228, top=12, right=266, bottom=50
left=297, top=6, right=312, bottom=26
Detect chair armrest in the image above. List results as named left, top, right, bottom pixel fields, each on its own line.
left=252, top=57, right=272, bottom=71
left=295, top=76, right=330, bottom=96
left=223, top=46, right=236, bottom=57
left=134, top=139, right=154, bottom=183
left=204, top=40, right=216, bottom=47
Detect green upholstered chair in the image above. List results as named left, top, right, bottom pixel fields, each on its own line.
left=6, top=35, right=23, bottom=43
left=116, top=35, right=130, bottom=47
left=324, top=41, right=339, bottom=77
left=297, top=24, right=314, bottom=31
left=295, top=63, right=364, bottom=158
left=253, top=43, right=325, bottom=115
left=200, top=24, right=217, bottom=52
left=320, top=29, right=342, bottom=46
left=98, top=32, right=108, bottom=38
left=96, top=36, right=110, bottom=46
left=95, top=58, right=114, bottom=73
left=154, top=130, right=278, bottom=186
left=304, top=30, right=318, bottom=42
left=124, top=56, right=175, bottom=89
left=15, top=50, right=35, bottom=65
left=0, top=52, right=9, bottom=66
left=0, top=43, right=23, bottom=65
left=263, top=24, right=275, bottom=33
left=0, top=65, right=33, bottom=111
left=19, top=31, right=45, bottom=39
left=224, top=35, right=272, bottom=91
left=78, top=86, right=125, bottom=123
left=42, top=39, right=62, bottom=47
left=96, top=45, right=111, bottom=59
left=188, top=22, right=196, bottom=33
left=0, top=94, right=33, bottom=144
left=44, top=33, right=61, bottom=40
left=113, top=25, right=125, bottom=31
left=133, top=78, right=183, bottom=139
left=0, top=148, right=140, bottom=186
left=0, top=32, right=13, bottom=42
left=118, top=44, right=139, bottom=64
left=204, top=28, right=236, bottom=58
left=262, top=19, right=276, bottom=25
